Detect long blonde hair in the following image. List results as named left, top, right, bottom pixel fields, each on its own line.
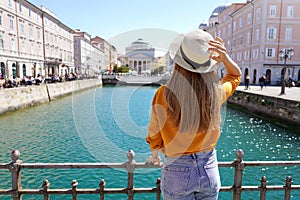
left=164, top=64, right=224, bottom=134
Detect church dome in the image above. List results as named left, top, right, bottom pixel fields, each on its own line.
left=209, top=4, right=231, bottom=19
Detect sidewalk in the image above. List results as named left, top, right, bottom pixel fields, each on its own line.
left=236, top=85, right=300, bottom=102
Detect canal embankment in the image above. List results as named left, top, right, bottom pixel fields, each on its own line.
left=0, top=78, right=102, bottom=116
left=228, top=86, right=300, bottom=127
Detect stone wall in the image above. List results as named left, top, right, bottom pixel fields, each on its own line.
left=228, top=90, right=300, bottom=126
left=0, top=79, right=102, bottom=115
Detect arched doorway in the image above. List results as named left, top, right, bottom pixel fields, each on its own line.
left=266, top=69, right=271, bottom=85
left=22, top=64, right=26, bottom=77
left=0, top=62, right=5, bottom=78
left=253, top=69, right=257, bottom=84
left=12, top=63, right=17, bottom=78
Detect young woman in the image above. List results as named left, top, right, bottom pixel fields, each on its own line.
left=145, top=29, right=241, bottom=200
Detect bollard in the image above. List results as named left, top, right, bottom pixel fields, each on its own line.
left=284, top=176, right=293, bottom=200
left=233, top=149, right=245, bottom=200
left=71, top=180, right=78, bottom=200
left=42, top=180, right=50, bottom=200
left=156, top=178, right=161, bottom=200
left=259, top=176, right=267, bottom=200
left=99, top=179, right=105, bottom=200
left=126, top=150, right=136, bottom=200
left=8, top=150, right=23, bottom=200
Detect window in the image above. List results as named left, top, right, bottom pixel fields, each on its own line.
left=267, top=27, right=276, bottom=39
left=244, top=51, right=249, bottom=60
left=0, top=32, right=4, bottom=49
left=45, top=32, right=49, bottom=43
left=287, top=6, right=294, bottom=17
left=237, top=52, right=242, bottom=61
left=29, top=26, right=33, bottom=38
left=253, top=49, right=259, bottom=59
left=38, top=43, right=42, bottom=56
left=11, top=38, right=15, bottom=51
left=239, top=17, right=243, bottom=27
left=255, top=28, right=260, bottom=41
left=246, top=32, right=251, bottom=44
left=238, top=36, right=243, bottom=46
left=247, top=13, right=251, bottom=24
left=285, top=27, right=292, bottom=40
left=29, top=8, right=31, bottom=17
left=233, top=21, right=236, bottom=31
left=266, top=48, right=275, bottom=58
left=9, top=16, right=14, bottom=30
left=8, top=0, right=12, bottom=7
left=21, top=39, right=25, bottom=53
left=0, top=12, right=2, bottom=26
left=19, top=3, right=22, bottom=12
left=30, top=41, right=34, bottom=54
left=256, top=8, right=261, bottom=21
left=269, top=6, right=276, bottom=17
left=20, top=22, right=24, bottom=34
left=37, top=28, right=41, bottom=40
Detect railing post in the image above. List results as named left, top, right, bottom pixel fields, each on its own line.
left=99, top=179, right=105, bottom=200
left=71, top=180, right=78, bottom=200
left=259, top=176, right=267, bottom=200
left=233, top=149, right=245, bottom=200
left=125, top=150, right=136, bottom=200
left=42, top=180, right=50, bottom=200
left=8, top=150, right=23, bottom=200
left=156, top=178, right=161, bottom=200
left=284, top=176, right=293, bottom=200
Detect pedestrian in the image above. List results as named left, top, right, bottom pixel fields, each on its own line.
left=259, top=75, right=266, bottom=90
left=145, top=29, right=241, bottom=200
left=245, top=75, right=250, bottom=90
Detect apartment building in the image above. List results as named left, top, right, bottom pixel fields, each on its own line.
left=0, top=0, right=44, bottom=79
left=74, top=30, right=106, bottom=77
left=205, top=0, right=300, bottom=85
left=41, top=6, right=74, bottom=78
left=0, top=0, right=116, bottom=80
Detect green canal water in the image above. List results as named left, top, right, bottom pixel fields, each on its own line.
left=0, top=86, right=299, bottom=199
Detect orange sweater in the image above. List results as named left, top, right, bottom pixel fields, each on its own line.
left=146, top=74, right=241, bottom=157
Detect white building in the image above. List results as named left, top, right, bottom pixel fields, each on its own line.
left=125, top=38, right=155, bottom=74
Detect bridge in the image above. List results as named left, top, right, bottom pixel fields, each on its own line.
left=101, top=74, right=169, bottom=86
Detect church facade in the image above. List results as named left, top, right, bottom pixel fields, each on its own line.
left=125, top=39, right=155, bottom=74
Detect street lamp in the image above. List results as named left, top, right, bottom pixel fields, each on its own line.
left=279, top=48, right=294, bottom=95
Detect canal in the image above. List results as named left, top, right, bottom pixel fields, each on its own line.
left=0, top=86, right=299, bottom=199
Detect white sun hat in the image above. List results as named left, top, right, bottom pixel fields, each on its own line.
left=169, top=29, right=218, bottom=73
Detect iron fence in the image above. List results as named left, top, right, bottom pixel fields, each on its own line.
left=0, top=149, right=299, bottom=200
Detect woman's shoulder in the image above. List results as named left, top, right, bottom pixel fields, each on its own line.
left=152, top=85, right=167, bottom=104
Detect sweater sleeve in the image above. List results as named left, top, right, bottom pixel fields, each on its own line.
left=146, top=88, right=164, bottom=150
left=221, top=74, right=241, bottom=100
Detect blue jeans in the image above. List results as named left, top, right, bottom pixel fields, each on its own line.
left=161, top=149, right=220, bottom=200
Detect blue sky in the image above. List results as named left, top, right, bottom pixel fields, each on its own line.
left=28, top=0, right=245, bottom=53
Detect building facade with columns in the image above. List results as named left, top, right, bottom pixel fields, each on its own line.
left=205, top=0, right=300, bottom=85
left=125, top=38, right=155, bottom=74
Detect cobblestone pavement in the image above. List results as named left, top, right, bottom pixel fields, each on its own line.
left=236, top=85, right=300, bottom=102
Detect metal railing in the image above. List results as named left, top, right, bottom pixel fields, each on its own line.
left=0, top=149, right=299, bottom=200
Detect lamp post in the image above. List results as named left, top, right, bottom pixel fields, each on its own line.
left=279, top=48, right=294, bottom=95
